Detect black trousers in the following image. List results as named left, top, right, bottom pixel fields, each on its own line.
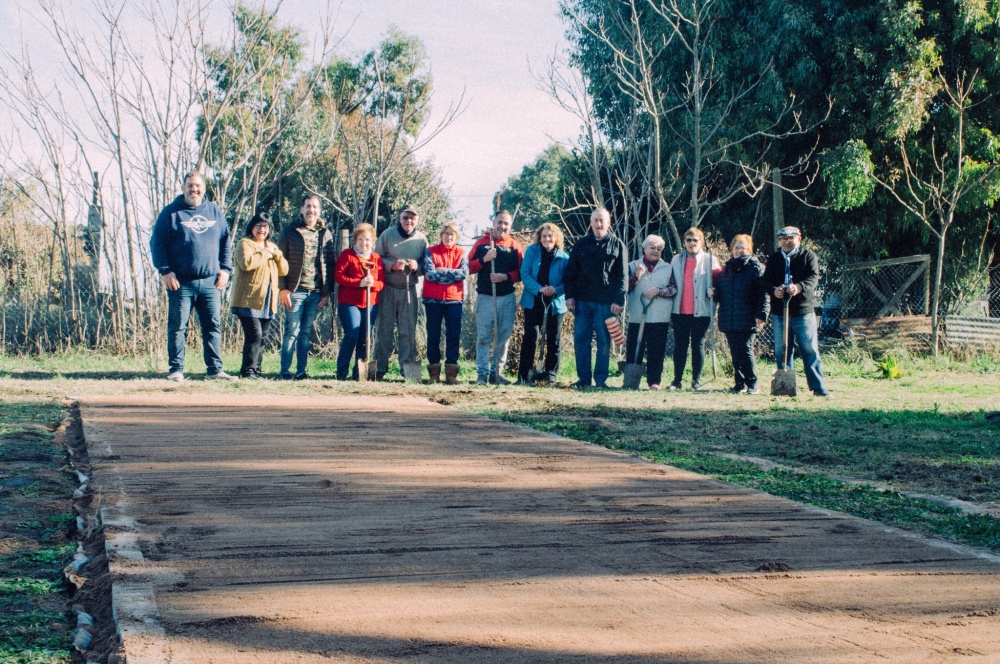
left=625, top=321, right=669, bottom=386
left=238, top=316, right=272, bottom=376
left=671, top=314, right=711, bottom=385
left=724, top=330, right=758, bottom=389
left=518, top=300, right=563, bottom=380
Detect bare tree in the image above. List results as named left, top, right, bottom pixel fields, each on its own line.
left=871, top=70, right=999, bottom=356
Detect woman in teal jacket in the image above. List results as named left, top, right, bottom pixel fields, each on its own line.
left=518, top=223, right=569, bottom=384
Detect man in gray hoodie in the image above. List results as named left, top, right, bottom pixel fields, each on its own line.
left=373, top=205, right=428, bottom=380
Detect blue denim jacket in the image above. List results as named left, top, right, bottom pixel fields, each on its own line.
left=519, top=243, right=569, bottom=314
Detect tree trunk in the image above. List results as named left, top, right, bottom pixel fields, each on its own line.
left=930, top=230, right=947, bottom=357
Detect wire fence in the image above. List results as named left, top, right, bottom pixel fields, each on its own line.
left=840, top=255, right=931, bottom=320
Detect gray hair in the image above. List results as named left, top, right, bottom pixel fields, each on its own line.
left=642, top=234, right=666, bottom=250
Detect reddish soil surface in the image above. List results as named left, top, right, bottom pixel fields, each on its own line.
left=81, top=395, right=1000, bottom=663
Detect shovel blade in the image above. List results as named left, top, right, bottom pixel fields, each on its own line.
left=771, top=369, right=797, bottom=397
left=356, top=360, right=368, bottom=383
left=622, top=363, right=644, bottom=390
left=402, top=361, right=422, bottom=384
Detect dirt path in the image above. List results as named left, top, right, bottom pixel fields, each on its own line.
left=81, top=395, right=1000, bottom=663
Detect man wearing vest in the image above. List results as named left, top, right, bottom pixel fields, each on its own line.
left=374, top=205, right=428, bottom=380
left=469, top=210, right=524, bottom=384
left=763, top=226, right=830, bottom=397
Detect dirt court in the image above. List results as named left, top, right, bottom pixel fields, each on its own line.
left=79, top=394, right=1000, bottom=663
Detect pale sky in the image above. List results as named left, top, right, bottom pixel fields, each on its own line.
left=2, top=0, right=582, bottom=240
left=289, top=0, right=581, bottom=237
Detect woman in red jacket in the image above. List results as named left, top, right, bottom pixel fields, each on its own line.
left=334, top=223, right=384, bottom=380
left=422, top=221, right=469, bottom=384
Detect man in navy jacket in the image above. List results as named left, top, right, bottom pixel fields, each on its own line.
left=762, top=226, right=829, bottom=397
left=150, top=171, right=233, bottom=381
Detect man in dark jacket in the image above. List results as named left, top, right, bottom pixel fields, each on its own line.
left=150, top=171, right=233, bottom=381
left=564, top=208, right=627, bottom=388
left=762, top=226, right=829, bottom=396
left=275, top=195, right=336, bottom=380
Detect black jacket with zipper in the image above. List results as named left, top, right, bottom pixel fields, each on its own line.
left=563, top=232, right=627, bottom=306
left=715, top=256, right=768, bottom=333
left=762, top=248, right=821, bottom=317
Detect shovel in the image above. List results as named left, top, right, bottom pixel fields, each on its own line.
left=357, top=269, right=372, bottom=382
left=527, top=297, right=552, bottom=383
left=771, top=296, right=797, bottom=396
left=400, top=268, right=423, bottom=384
left=622, top=296, right=652, bottom=390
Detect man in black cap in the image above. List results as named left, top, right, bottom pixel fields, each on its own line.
left=373, top=205, right=428, bottom=380
left=763, top=226, right=830, bottom=397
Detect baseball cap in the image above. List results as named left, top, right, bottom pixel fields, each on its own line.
left=399, top=204, right=419, bottom=217
left=777, top=226, right=801, bottom=238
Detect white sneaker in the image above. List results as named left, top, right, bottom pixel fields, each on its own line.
left=166, top=371, right=184, bottom=382
left=207, top=371, right=236, bottom=381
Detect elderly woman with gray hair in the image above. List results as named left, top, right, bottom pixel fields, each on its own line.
left=626, top=235, right=675, bottom=389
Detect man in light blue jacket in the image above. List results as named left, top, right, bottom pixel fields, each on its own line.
left=517, top=223, right=569, bottom=383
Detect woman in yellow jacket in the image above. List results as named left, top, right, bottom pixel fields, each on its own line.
left=230, top=213, right=289, bottom=378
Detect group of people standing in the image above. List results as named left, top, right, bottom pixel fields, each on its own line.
left=150, top=171, right=828, bottom=397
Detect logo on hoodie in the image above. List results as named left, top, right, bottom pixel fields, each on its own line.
left=181, top=215, right=216, bottom=234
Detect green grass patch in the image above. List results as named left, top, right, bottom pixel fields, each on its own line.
left=0, top=579, right=61, bottom=596
left=0, top=399, right=74, bottom=664
left=484, top=406, right=1000, bottom=552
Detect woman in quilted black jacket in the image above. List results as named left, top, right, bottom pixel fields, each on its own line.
left=710, top=234, right=768, bottom=394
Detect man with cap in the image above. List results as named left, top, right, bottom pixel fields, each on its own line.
left=374, top=205, right=428, bottom=380
left=763, top=226, right=830, bottom=397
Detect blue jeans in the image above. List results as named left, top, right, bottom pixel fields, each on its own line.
left=424, top=301, right=463, bottom=365
left=772, top=311, right=827, bottom=393
left=337, top=304, right=378, bottom=379
left=573, top=300, right=613, bottom=386
left=167, top=276, right=223, bottom=375
left=280, top=291, right=323, bottom=377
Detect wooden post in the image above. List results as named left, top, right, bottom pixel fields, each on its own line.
left=923, top=256, right=931, bottom=315
left=772, top=166, right=784, bottom=252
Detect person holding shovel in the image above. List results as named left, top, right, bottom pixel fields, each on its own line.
left=667, top=227, right=722, bottom=391
left=422, top=222, right=468, bottom=384
left=625, top=234, right=675, bottom=389
left=709, top=234, right=767, bottom=394
left=517, top=222, right=569, bottom=384
left=374, top=205, right=427, bottom=381
left=563, top=207, right=628, bottom=389
left=763, top=226, right=830, bottom=397
left=469, top=210, right=523, bottom=385
left=334, top=224, right=384, bottom=381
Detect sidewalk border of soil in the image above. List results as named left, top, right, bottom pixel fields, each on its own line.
left=79, top=408, right=177, bottom=664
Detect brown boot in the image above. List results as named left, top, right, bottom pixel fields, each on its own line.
left=444, top=363, right=460, bottom=385
left=427, top=363, right=442, bottom=383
